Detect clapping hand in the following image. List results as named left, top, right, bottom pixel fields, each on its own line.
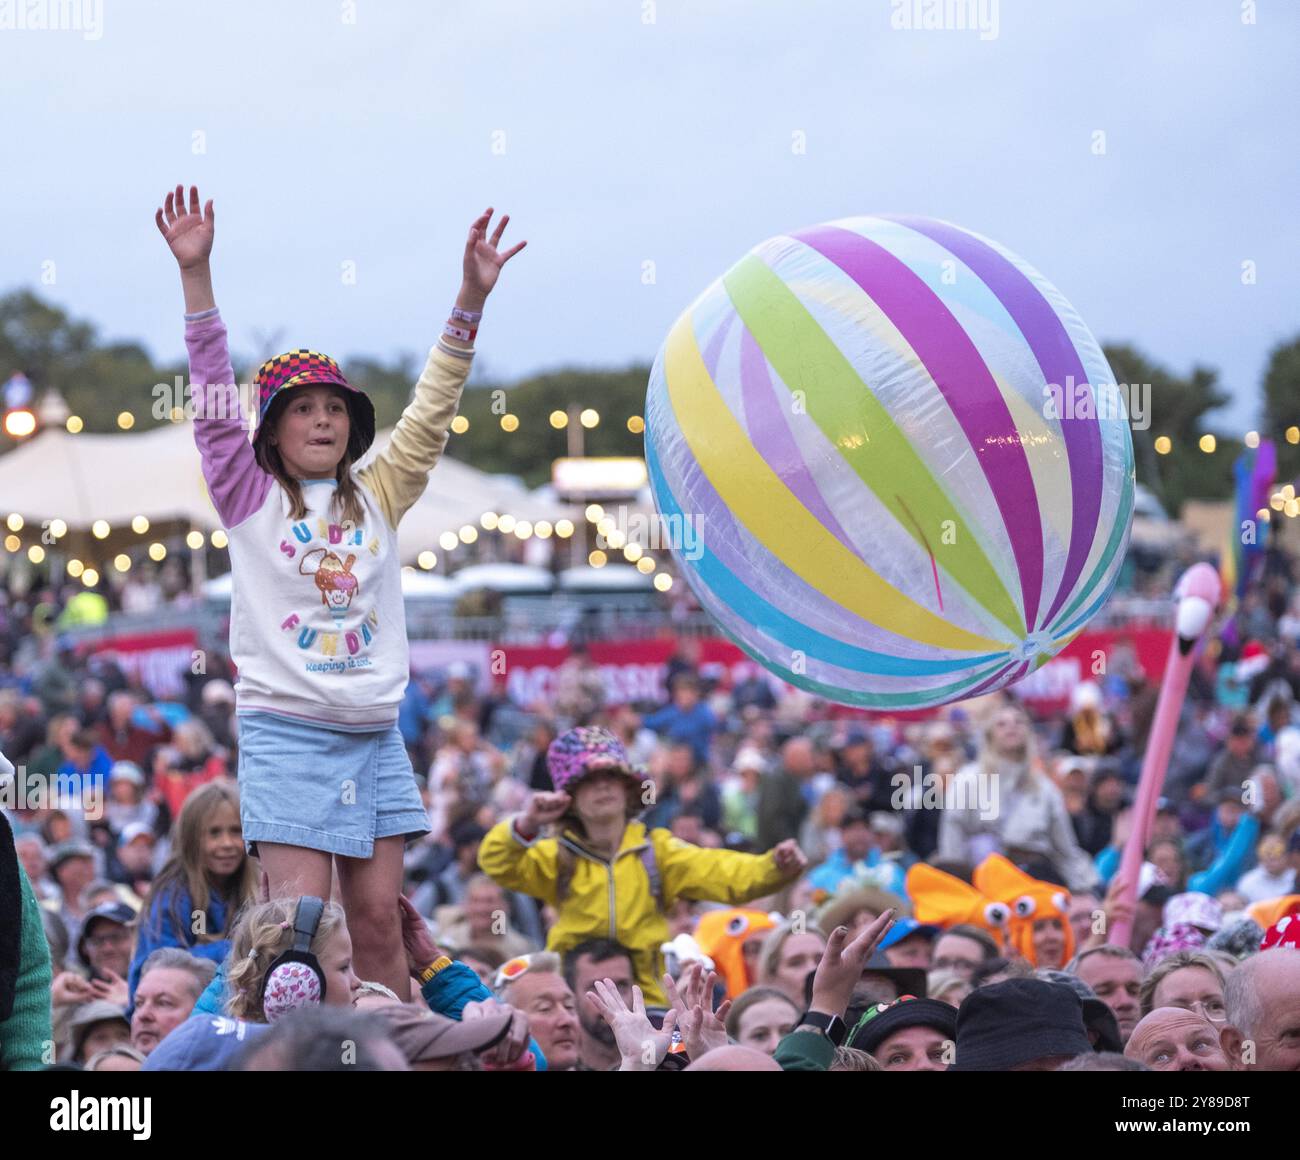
left=585, top=979, right=678, bottom=1072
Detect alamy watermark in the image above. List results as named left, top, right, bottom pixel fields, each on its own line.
left=891, top=765, right=1000, bottom=822
left=0, top=0, right=103, bottom=40
left=891, top=0, right=999, bottom=41
left=0, top=766, right=104, bottom=820
left=1043, top=378, right=1150, bottom=431
left=594, top=503, right=704, bottom=562
left=152, top=377, right=259, bottom=428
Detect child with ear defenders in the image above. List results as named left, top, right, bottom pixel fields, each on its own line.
left=225, top=897, right=360, bottom=1023
left=156, top=183, right=525, bottom=1001
left=478, top=726, right=810, bottom=1004
left=207, top=894, right=542, bottom=1065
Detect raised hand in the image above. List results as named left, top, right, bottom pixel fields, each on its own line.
left=155, top=184, right=214, bottom=269
left=460, top=207, right=526, bottom=307
left=664, top=963, right=730, bottom=1061
left=523, top=790, right=571, bottom=831
left=1080, top=874, right=1134, bottom=950
left=585, top=978, right=678, bottom=1071
left=809, top=910, right=896, bottom=1020
left=772, top=839, right=809, bottom=879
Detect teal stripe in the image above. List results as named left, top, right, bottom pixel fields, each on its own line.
left=646, top=437, right=1008, bottom=678
left=709, top=615, right=1014, bottom=708
left=1051, top=468, right=1136, bottom=637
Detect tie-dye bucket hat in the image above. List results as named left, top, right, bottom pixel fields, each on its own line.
left=546, top=726, right=644, bottom=797
left=252, top=349, right=376, bottom=461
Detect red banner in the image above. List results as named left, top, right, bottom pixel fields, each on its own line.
left=86, top=623, right=1172, bottom=719
left=498, top=638, right=756, bottom=708
left=495, top=630, right=1174, bottom=717
left=79, top=629, right=200, bottom=700
left=1009, top=628, right=1173, bottom=714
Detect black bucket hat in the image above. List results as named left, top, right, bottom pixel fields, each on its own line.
left=950, top=978, right=1092, bottom=1071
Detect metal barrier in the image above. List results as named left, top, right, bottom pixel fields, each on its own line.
left=58, top=596, right=1172, bottom=650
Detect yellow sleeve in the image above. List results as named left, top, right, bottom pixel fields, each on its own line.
left=477, top=817, right=560, bottom=906
left=654, top=829, right=788, bottom=905
left=356, top=344, right=472, bottom=529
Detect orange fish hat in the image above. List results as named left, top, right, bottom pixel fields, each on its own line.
left=692, top=908, right=777, bottom=999
left=904, top=862, right=1012, bottom=947
left=972, top=854, right=1074, bottom=968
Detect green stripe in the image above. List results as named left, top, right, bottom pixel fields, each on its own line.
left=724, top=253, right=1026, bottom=640
left=1052, top=464, right=1136, bottom=632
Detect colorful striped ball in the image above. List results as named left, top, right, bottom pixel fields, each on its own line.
left=645, top=215, right=1135, bottom=709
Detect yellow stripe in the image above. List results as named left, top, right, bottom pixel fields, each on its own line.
left=999, top=378, right=1073, bottom=555
left=664, top=313, right=1015, bottom=654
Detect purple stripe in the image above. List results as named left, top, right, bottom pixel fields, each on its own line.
left=881, top=215, right=1103, bottom=629
left=793, top=224, right=1044, bottom=633
left=737, top=326, right=860, bottom=551
left=655, top=396, right=1001, bottom=662
left=702, top=310, right=734, bottom=383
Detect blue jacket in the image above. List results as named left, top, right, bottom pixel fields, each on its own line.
left=55, top=746, right=114, bottom=794
left=1188, top=815, right=1260, bottom=896
left=643, top=703, right=717, bottom=764
left=420, top=961, right=548, bottom=1070
left=127, top=882, right=233, bottom=1014
left=807, top=849, right=908, bottom=899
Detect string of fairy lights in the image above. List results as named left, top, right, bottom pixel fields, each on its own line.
left=414, top=502, right=673, bottom=594
left=3, top=405, right=676, bottom=591
left=27, top=405, right=1295, bottom=585
left=1, top=511, right=229, bottom=589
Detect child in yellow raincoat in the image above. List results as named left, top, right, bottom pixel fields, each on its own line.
left=478, top=726, right=807, bottom=1004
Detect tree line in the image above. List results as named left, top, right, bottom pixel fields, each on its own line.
left=1, top=289, right=1296, bottom=514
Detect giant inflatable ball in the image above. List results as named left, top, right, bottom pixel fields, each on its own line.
left=645, top=215, right=1135, bottom=708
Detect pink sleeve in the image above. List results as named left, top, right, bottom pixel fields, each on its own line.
left=186, top=309, right=273, bottom=528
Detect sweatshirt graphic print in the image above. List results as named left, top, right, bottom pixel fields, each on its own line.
left=185, top=309, right=471, bottom=730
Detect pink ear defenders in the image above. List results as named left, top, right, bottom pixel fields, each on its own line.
left=261, top=896, right=327, bottom=1023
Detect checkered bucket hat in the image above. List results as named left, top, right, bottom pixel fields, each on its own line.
left=252, top=349, right=376, bottom=460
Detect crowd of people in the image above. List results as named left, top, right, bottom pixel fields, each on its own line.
left=0, top=187, right=1295, bottom=1078
left=1, top=532, right=1298, bottom=1074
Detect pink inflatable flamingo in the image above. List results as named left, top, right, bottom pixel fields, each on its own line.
left=1108, top=562, right=1222, bottom=948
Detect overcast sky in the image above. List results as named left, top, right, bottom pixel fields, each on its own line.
left=3, top=0, right=1296, bottom=435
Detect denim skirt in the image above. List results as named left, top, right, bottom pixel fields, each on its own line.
left=235, top=711, right=430, bottom=858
